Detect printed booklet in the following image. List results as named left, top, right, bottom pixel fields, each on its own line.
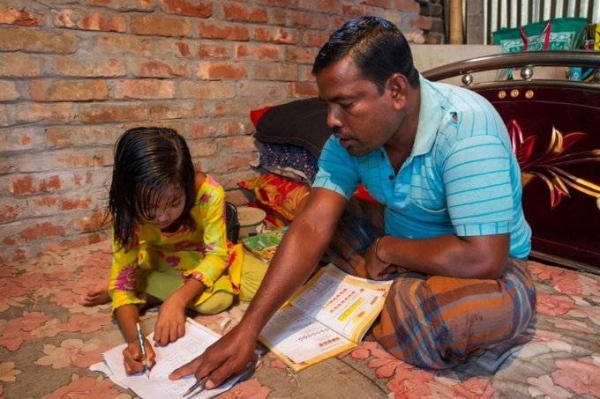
left=241, top=227, right=288, bottom=262
left=259, top=263, right=392, bottom=372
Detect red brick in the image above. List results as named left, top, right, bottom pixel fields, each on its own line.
left=288, top=10, right=329, bottom=29
left=56, top=151, right=107, bottom=169
left=197, top=44, right=231, bottom=59
left=96, top=34, right=153, bottom=56
left=187, top=139, right=218, bottom=157
left=29, top=196, right=60, bottom=211
left=220, top=152, right=256, bottom=173
left=19, top=221, right=66, bottom=241
left=198, top=63, right=247, bottom=80
left=131, top=14, right=192, bottom=37
left=137, top=60, right=189, bottom=77
left=362, top=0, right=389, bottom=7
left=79, top=103, right=147, bottom=123
left=306, top=30, right=331, bottom=47
left=235, top=44, right=280, bottom=61
left=53, top=9, right=126, bottom=32
left=253, top=27, right=298, bottom=44
left=112, top=79, right=176, bottom=99
left=284, top=46, right=317, bottom=64
left=82, top=0, right=154, bottom=12
left=60, top=196, right=92, bottom=211
left=179, top=81, right=236, bottom=99
left=9, top=175, right=34, bottom=194
left=223, top=3, right=268, bottom=23
left=223, top=134, right=256, bottom=151
left=238, top=81, right=286, bottom=98
left=147, top=101, right=204, bottom=120
left=0, top=27, right=77, bottom=53
left=0, top=105, right=7, bottom=127
left=0, top=53, right=43, bottom=77
left=0, top=127, right=44, bottom=152
left=254, top=63, right=298, bottom=81
left=198, top=21, right=249, bottom=40
left=0, top=80, right=21, bottom=101
left=2, top=236, right=16, bottom=246
left=162, top=0, right=213, bottom=17
left=393, top=0, right=421, bottom=13
left=10, top=174, right=62, bottom=195
left=13, top=103, right=77, bottom=125
left=291, top=82, right=318, bottom=97
left=300, top=1, right=339, bottom=14
left=189, top=123, right=217, bottom=139
left=418, top=16, right=434, bottom=31
left=44, top=125, right=120, bottom=148
left=0, top=198, right=21, bottom=223
left=54, top=57, right=126, bottom=77
left=341, top=4, right=369, bottom=18
left=176, top=41, right=192, bottom=57
left=0, top=7, right=44, bottom=26
left=29, top=80, right=109, bottom=102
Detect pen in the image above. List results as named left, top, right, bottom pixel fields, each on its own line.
left=135, top=322, right=151, bottom=378
left=182, top=365, right=255, bottom=398
left=182, top=375, right=209, bottom=397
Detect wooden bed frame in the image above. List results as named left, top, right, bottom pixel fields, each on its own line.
left=423, top=50, right=600, bottom=275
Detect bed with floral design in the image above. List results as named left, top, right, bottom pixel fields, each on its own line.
left=2, top=51, right=600, bottom=399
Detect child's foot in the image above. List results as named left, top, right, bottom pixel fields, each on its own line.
left=82, top=285, right=111, bottom=307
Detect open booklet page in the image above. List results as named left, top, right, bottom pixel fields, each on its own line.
left=259, top=264, right=392, bottom=371
left=90, top=318, right=246, bottom=399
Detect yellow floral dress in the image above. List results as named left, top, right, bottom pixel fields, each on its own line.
left=108, top=175, right=243, bottom=316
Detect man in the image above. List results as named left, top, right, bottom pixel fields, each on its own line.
left=170, top=16, right=536, bottom=388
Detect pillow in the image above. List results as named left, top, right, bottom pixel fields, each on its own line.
left=255, top=141, right=318, bottom=184
left=238, top=173, right=310, bottom=222
left=250, top=98, right=332, bottom=157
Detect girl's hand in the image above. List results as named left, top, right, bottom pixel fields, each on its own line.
left=154, top=294, right=187, bottom=346
left=122, top=337, right=156, bottom=376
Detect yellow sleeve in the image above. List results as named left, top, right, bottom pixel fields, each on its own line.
left=108, top=227, right=144, bottom=317
left=182, top=175, right=229, bottom=288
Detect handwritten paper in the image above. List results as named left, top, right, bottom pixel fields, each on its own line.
left=90, top=318, right=243, bottom=399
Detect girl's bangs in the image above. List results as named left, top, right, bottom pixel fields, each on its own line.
left=134, top=184, right=163, bottom=221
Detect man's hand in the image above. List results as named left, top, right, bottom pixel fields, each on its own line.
left=365, top=236, right=400, bottom=280
left=168, top=324, right=256, bottom=389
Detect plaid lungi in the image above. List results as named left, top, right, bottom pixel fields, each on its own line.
left=326, top=198, right=537, bottom=369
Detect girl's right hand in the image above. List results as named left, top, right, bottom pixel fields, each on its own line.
left=122, top=337, right=156, bottom=376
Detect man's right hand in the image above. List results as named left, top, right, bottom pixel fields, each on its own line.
left=168, top=323, right=256, bottom=389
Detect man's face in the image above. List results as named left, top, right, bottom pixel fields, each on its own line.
left=316, top=57, right=404, bottom=157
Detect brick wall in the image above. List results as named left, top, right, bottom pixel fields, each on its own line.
left=0, top=0, right=435, bottom=262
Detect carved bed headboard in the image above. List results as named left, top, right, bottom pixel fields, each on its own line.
left=423, top=51, right=600, bottom=274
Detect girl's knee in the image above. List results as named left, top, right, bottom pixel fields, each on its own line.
left=195, top=291, right=234, bottom=315
left=239, top=255, right=268, bottom=302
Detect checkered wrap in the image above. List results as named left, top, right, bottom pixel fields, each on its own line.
left=326, top=198, right=536, bottom=369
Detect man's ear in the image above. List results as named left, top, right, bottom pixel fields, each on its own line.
left=387, top=73, right=408, bottom=108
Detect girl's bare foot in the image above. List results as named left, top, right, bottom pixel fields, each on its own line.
left=82, top=285, right=111, bottom=306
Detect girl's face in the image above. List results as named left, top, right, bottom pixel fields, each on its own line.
left=141, top=186, right=186, bottom=231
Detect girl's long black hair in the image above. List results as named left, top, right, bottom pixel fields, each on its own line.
left=109, top=127, right=197, bottom=249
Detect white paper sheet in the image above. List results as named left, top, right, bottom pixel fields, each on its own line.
left=90, top=318, right=244, bottom=399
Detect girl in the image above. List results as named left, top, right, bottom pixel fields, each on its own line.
left=84, top=127, right=266, bottom=376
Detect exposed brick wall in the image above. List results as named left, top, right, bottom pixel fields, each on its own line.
left=0, top=0, right=432, bottom=262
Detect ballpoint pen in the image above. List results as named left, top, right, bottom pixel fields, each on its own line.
left=182, top=375, right=209, bottom=397
left=135, top=322, right=151, bottom=378
left=182, top=365, right=255, bottom=398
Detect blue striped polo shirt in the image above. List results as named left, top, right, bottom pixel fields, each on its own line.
left=312, top=75, right=531, bottom=259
